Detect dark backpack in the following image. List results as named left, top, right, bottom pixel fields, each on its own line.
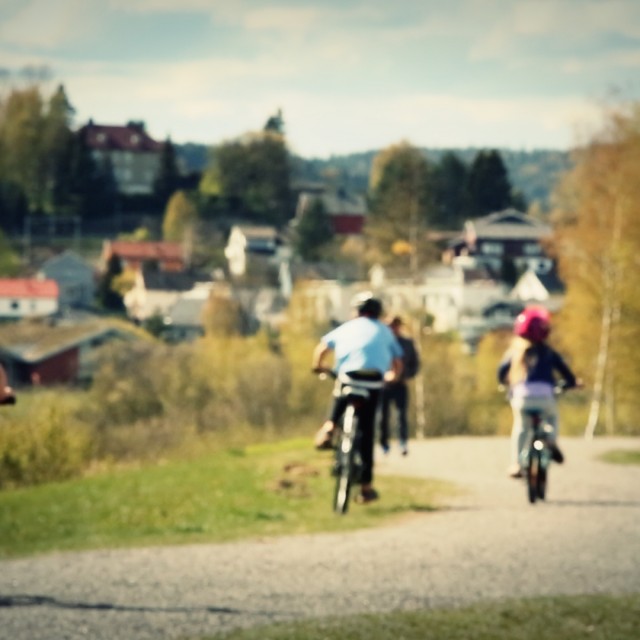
left=399, top=336, right=420, bottom=379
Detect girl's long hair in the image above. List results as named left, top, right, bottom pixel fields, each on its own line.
left=507, top=336, right=535, bottom=386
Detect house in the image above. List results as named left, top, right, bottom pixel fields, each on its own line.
left=102, top=240, right=187, bottom=273
left=163, top=296, right=208, bottom=343
left=224, top=225, right=288, bottom=278
left=0, top=279, right=59, bottom=319
left=37, top=250, right=96, bottom=309
left=80, top=120, right=164, bottom=195
left=0, top=320, right=137, bottom=386
left=295, top=189, right=368, bottom=235
left=123, top=265, right=212, bottom=323
left=446, top=209, right=553, bottom=276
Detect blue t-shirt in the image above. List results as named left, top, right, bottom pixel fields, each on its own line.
left=322, top=316, right=403, bottom=375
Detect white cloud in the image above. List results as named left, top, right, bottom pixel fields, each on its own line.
left=0, top=0, right=100, bottom=49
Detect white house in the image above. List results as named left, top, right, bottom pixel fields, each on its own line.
left=224, top=225, right=282, bottom=277
left=0, top=279, right=59, bottom=319
left=124, top=267, right=211, bottom=323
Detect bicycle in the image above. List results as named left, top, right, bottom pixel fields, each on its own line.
left=518, top=385, right=573, bottom=504
left=520, top=407, right=555, bottom=504
left=315, top=368, right=384, bottom=514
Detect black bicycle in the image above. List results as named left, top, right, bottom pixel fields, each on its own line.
left=521, top=407, right=554, bottom=504
left=317, top=368, right=383, bottom=514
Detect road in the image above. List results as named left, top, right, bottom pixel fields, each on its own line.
left=0, top=436, right=639, bottom=639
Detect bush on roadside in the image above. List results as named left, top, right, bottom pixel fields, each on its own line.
left=0, top=397, right=90, bottom=489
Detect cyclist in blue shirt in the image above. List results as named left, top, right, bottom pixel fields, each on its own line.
left=312, top=293, right=403, bottom=503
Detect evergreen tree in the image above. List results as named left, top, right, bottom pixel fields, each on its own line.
left=432, top=151, right=468, bottom=229
left=465, top=149, right=514, bottom=217
left=97, top=254, right=125, bottom=312
left=294, top=197, right=334, bottom=260
left=153, top=137, right=181, bottom=209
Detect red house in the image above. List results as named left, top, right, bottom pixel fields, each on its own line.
left=295, top=190, right=368, bottom=236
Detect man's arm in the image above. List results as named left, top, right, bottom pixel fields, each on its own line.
left=312, top=341, right=332, bottom=372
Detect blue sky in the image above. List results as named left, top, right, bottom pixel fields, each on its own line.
left=1, top=0, right=639, bottom=158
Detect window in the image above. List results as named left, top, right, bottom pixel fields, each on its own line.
left=523, top=243, right=542, bottom=256
left=480, top=242, right=504, bottom=256
left=10, top=300, right=19, bottom=310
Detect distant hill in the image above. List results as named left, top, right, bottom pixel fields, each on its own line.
left=175, top=143, right=572, bottom=211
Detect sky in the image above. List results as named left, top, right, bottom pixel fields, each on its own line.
left=1, top=0, right=640, bottom=158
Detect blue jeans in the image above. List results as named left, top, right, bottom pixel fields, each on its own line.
left=379, top=382, right=409, bottom=447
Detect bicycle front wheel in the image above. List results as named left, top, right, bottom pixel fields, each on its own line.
left=333, top=405, right=357, bottom=514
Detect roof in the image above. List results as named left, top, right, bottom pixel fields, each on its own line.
left=81, top=122, right=163, bottom=153
left=104, top=241, right=184, bottom=262
left=0, top=320, right=126, bottom=363
left=231, top=225, right=279, bottom=240
left=0, top=279, right=59, bottom=299
left=39, top=250, right=95, bottom=275
left=297, top=191, right=368, bottom=217
left=467, top=209, right=552, bottom=240
left=141, top=268, right=209, bottom=292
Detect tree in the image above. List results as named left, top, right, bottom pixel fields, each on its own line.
left=41, top=84, right=75, bottom=213
left=552, top=102, right=640, bottom=435
left=365, top=142, right=436, bottom=271
left=201, top=128, right=292, bottom=226
left=162, top=190, right=198, bottom=242
left=293, top=197, right=334, bottom=260
left=97, top=254, right=125, bottom=312
left=0, top=86, right=46, bottom=211
left=153, top=137, right=181, bottom=209
left=465, top=149, right=514, bottom=217
left=431, top=151, right=469, bottom=229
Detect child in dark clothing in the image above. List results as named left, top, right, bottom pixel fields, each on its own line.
left=498, top=306, right=580, bottom=477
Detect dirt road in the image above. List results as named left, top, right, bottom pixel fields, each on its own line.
left=1, top=436, right=638, bottom=639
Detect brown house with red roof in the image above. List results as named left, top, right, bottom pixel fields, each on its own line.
left=80, top=120, right=164, bottom=195
left=102, top=240, right=187, bottom=273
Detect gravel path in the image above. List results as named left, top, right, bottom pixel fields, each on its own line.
left=1, top=436, right=639, bottom=639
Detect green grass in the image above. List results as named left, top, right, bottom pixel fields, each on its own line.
left=0, top=438, right=453, bottom=558
left=208, top=593, right=640, bottom=640
left=599, top=449, right=640, bottom=466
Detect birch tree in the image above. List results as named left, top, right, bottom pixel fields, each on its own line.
left=552, top=103, right=640, bottom=436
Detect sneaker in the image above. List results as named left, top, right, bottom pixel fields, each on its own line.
left=381, top=443, right=390, bottom=455
left=400, top=441, right=408, bottom=456
left=314, top=423, right=335, bottom=450
left=356, top=487, right=379, bottom=504
left=549, top=443, right=564, bottom=464
left=508, top=464, right=523, bottom=478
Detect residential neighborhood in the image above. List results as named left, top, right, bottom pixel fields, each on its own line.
left=0, top=105, right=568, bottom=389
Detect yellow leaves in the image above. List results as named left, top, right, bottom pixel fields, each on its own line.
left=392, top=240, right=413, bottom=256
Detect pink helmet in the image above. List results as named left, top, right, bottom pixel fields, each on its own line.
left=514, top=305, right=551, bottom=342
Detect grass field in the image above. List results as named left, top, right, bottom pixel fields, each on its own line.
left=599, top=449, right=640, bottom=466
left=208, top=593, right=640, bottom=640
left=0, top=438, right=453, bottom=558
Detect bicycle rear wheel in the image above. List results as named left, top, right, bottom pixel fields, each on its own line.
left=537, top=456, right=548, bottom=500
left=333, top=405, right=357, bottom=514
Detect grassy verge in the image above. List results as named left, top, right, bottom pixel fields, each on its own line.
left=208, top=593, right=640, bottom=640
left=599, top=449, right=640, bottom=465
left=0, top=438, right=454, bottom=558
